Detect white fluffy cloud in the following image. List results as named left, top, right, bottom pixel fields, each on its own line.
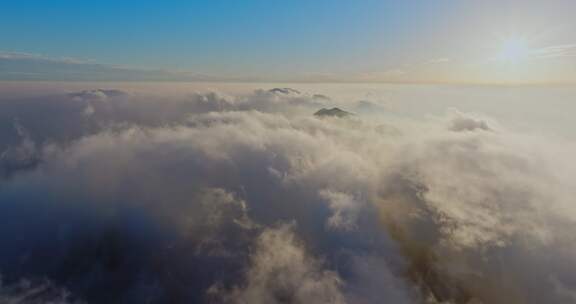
left=0, top=87, right=575, bottom=303
left=211, top=224, right=346, bottom=304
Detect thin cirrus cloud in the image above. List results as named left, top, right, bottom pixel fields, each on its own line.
left=0, top=51, right=450, bottom=83
left=531, top=43, right=576, bottom=59
left=0, top=51, right=239, bottom=82
left=1, top=49, right=573, bottom=84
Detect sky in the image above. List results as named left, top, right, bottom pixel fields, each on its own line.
left=1, top=0, right=575, bottom=83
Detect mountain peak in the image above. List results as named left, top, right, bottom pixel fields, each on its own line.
left=313, top=107, right=353, bottom=118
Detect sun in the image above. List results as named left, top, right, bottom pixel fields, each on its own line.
left=497, top=36, right=531, bottom=64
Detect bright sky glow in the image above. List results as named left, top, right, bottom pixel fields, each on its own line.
left=497, top=37, right=532, bottom=64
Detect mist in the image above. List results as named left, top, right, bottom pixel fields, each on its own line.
left=1, top=84, right=576, bottom=303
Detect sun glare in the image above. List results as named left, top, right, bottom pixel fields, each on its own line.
left=497, top=37, right=531, bottom=64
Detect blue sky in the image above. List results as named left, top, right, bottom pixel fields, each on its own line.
left=1, top=0, right=575, bottom=83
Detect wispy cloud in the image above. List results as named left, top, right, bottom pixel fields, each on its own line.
left=425, top=57, right=451, bottom=64
left=0, top=52, right=456, bottom=83
left=349, top=57, right=451, bottom=82
left=0, top=52, right=93, bottom=64
left=531, top=44, right=576, bottom=59
left=0, top=51, right=250, bottom=82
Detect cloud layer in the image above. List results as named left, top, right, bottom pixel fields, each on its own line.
left=0, top=86, right=575, bottom=303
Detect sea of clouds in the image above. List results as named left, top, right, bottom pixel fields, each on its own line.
left=1, top=86, right=576, bottom=303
